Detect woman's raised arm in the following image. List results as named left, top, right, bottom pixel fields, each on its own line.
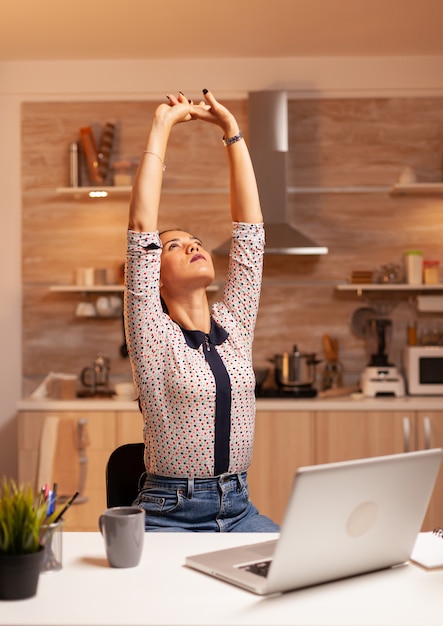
left=128, top=94, right=193, bottom=232
left=193, top=89, right=263, bottom=225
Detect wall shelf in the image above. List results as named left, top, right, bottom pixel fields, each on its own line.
left=57, top=183, right=443, bottom=199
left=57, top=184, right=412, bottom=200
left=390, top=183, right=443, bottom=196
left=337, top=283, right=443, bottom=292
left=288, top=185, right=390, bottom=194
left=56, top=186, right=230, bottom=198
left=56, top=186, right=132, bottom=199
left=49, top=284, right=220, bottom=293
left=50, top=285, right=124, bottom=293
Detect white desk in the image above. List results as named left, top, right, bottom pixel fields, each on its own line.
left=1, top=533, right=443, bottom=626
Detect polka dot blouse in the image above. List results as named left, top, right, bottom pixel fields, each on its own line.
left=125, top=222, right=265, bottom=478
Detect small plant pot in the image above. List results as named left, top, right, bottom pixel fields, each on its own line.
left=0, top=547, right=44, bottom=600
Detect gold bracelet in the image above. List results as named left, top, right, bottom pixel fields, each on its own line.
left=143, top=151, right=166, bottom=172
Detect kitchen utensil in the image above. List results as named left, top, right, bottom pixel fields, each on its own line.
left=373, top=263, right=403, bottom=284
left=96, top=296, right=112, bottom=316
left=405, top=250, right=423, bottom=285
left=366, top=318, right=392, bottom=367
left=322, top=361, right=343, bottom=391
left=321, top=334, right=343, bottom=390
left=120, top=312, right=128, bottom=358
left=350, top=306, right=377, bottom=339
left=99, top=506, right=144, bottom=569
left=360, top=316, right=405, bottom=397
left=318, top=383, right=360, bottom=398
left=322, top=334, right=333, bottom=362
left=270, top=346, right=321, bottom=388
left=75, top=301, right=96, bottom=317
left=253, top=366, right=270, bottom=391
left=80, top=354, right=110, bottom=395
left=322, top=334, right=339, bottom=362
left=113, top=382, right=137, bottom=401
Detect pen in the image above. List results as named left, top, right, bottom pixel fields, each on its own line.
left=51, top=491, right=79, bottom=524
left=47, top=484, right=57, bottom=517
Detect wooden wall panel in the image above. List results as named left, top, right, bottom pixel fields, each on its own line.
left=21, top=98, right=443, bottom=395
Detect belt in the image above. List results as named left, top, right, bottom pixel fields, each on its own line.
left=141, top=472, right=247, bottom=498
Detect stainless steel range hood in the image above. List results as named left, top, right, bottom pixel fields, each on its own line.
left=213, top=90, right=328, bottom=255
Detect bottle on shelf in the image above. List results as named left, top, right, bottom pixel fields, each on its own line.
left=68, top=141, right=80, bottom=188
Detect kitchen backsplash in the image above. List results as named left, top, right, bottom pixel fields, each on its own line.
left=21, top=97, right=443, bottom=395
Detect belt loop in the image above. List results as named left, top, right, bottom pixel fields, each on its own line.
left=138, top=471, right=148, bottom=491
left=187, top=478, right=194, bottom=499
left=237, top=472, right=246, bottom=490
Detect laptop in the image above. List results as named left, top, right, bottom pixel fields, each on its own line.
left=185, top=448, right=443, bottom=595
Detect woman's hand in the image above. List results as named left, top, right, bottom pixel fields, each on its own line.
left=160, top=90, right=238, bottom=137
left=153, top=93, right=193, bottom=129
left=191, top=89, right=239, bottom=137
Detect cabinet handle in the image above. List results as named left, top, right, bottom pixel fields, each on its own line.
left=402, top=416, right=411, bottom=452
left=77, top=419, right=89, bottom=503
left=422, top=416, right=432, bottom=450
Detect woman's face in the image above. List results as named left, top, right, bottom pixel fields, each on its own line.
left=159, top=230, right=215, bottom=292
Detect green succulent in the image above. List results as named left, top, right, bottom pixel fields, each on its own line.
left=0, top=478, right=48, bottom=555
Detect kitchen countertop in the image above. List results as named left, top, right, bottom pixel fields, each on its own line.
left=17, top=395, right=443, bottom=412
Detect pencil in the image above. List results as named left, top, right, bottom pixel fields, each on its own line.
left=52, top=491, right=79, bottom=523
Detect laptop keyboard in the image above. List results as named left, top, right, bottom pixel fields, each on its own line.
left=242, top=560, right=271, bottom=578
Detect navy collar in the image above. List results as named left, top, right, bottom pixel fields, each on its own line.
left=179, top=318, right=228, bottom=350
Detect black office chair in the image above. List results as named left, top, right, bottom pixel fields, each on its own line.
left=106, top=442, right=146, bottom=508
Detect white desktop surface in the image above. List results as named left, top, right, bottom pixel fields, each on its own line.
left=1, top=532, right=443, bottom=626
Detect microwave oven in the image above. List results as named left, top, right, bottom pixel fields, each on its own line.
left=403, top=346, right=443, bottom=395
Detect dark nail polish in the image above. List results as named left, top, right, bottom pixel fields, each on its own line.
left=202, top=89, right=208, bottom=95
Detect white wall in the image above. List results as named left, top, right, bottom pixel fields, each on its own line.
left=1, top=55, right=442, bottom=480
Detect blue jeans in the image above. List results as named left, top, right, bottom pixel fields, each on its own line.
left=133, top=472, right=280, bottom=533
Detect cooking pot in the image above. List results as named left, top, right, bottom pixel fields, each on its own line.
left=270, top=347, right=321, bottom=388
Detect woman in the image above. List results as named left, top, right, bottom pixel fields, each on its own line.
left=125, top=89, right=279, bottom=532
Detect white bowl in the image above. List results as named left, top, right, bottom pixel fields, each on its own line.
left=114, top=382, right=137, bottom=400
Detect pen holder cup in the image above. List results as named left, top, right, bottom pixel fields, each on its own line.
left=40, top=520, right=64, bottom=573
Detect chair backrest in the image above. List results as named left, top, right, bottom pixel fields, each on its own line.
left=106, top=443, right=145, bottom=508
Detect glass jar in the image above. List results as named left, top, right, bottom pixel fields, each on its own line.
left=423, top=260, right=440, bottom=285
left=404, top=250, right=423, bottom=285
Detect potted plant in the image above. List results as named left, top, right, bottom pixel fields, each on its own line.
left=0, top=478, right=49, bottom=600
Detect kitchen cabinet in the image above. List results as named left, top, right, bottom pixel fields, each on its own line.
left=115, top=410, right=144, bottom=444
left=416, top=411, right=443, bottom=530
left=315, top=411, right=413, bottom=463
left=316, top=410, right=443, bottom=531
left=17, top=410, right=143, bottom=531
left=249, top=407, right=443, bottom=530
left=17, top=403, right=443, bottom=532
left=247, top=410, right=315, bottom=525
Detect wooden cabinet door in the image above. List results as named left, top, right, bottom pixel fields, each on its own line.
left=115, top=410, right=144, bottom=445
left=416, top=411, right=443, bottom=531
left=18, top=411, right=116, bottom=531
left=248, top=411, right=315, bottom=526
left=315, top=411, right=416, bottom=465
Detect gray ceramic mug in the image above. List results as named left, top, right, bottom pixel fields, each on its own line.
left=99, top=506, right=145, bottom=568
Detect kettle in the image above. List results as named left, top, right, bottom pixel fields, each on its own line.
left=81, top=354, right=110, bottom=395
